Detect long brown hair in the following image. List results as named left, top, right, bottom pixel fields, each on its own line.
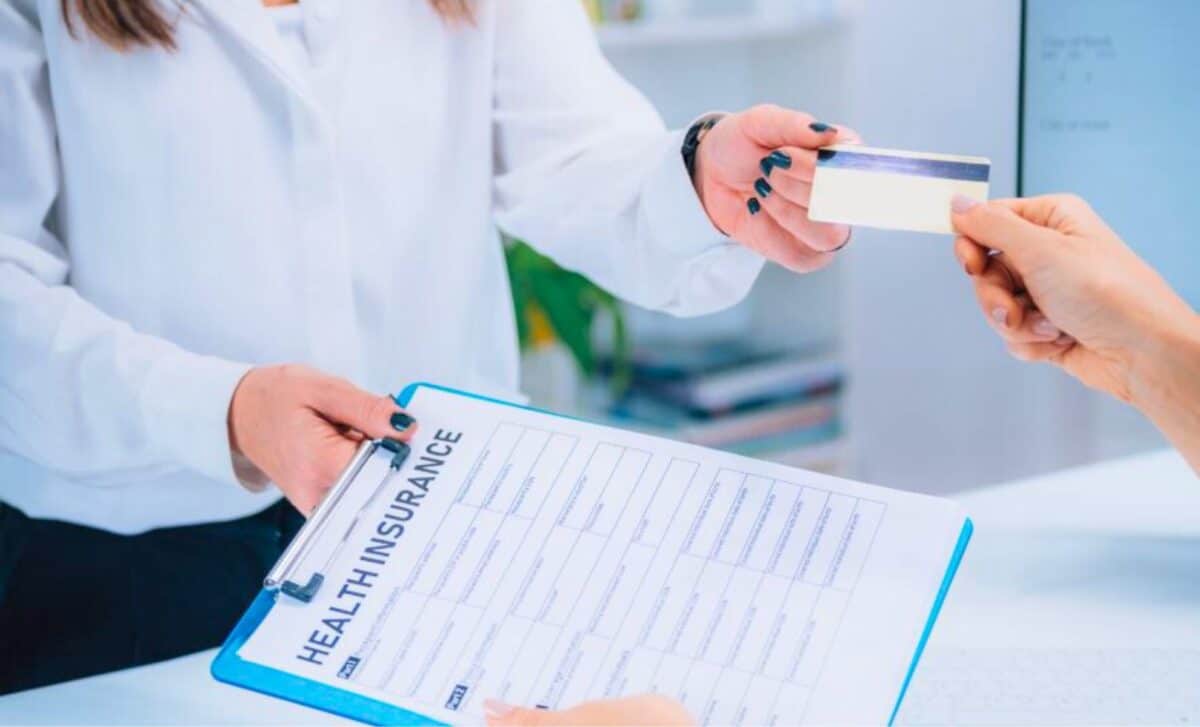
left=62, top=0, right=474, bottom=51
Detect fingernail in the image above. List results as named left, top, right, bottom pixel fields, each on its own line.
left=747, top=198, right=761, bottom=215
left=759, top=157, right=774, bottom=176
left=768, top=150, right=792, bottom=169
left=483, top=699, right=516, bottom=720
left=991, top=307, right=1008, bottom=327
left=754, top=178, right=772, bottom=197
left=1033, top=317, right=1061, bottom=338
left=809, top=121, right=837, bottom=133
left=390, top=412, right=415, bottom=431
left=951, top=194, right=980, bottom=214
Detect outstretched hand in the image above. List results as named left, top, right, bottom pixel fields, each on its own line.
left=950, top=193, right=1192, bottom=402
left=694, top=105, right=860, bottom=273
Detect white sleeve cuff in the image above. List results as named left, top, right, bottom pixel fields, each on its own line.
left=637, top=117, right=767, bottom=317
left=640, top=120, right=729, bottom=258
left=139, top=353, right=254, bottom=487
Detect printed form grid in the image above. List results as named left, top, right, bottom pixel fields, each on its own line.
left=334, top=422, right=886, bottom=725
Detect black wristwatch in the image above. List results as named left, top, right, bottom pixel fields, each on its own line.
left=681, top=114, right=725, bottom=181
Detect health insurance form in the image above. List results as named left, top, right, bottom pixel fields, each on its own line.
left=237, top=385, right=968, bottom=725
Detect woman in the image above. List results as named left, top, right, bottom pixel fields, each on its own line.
left=478, top=195, right=1200, bottom=726
left=0, top=0, right=856, bottom=692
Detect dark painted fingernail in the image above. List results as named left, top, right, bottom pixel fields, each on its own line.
left=754, top=178, right=772, bottom=197
left=390, top=412, right=415, bottom=431
left=768, top=150, right=792, bottom=169
left=759, top=157, right=774, bottom=177
left=747, top=198, right=761, bottom=215
left=809, top=121, right=837, bottom=133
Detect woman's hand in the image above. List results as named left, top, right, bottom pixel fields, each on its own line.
left=227, top=365, right=417, bottom=514
left=693, top=105, right=860, bottom=273
left=952, top=194, right=1200, bottom=472
left=951, top=194, right=1195, bottom=401
left=484, top=694, right=693, bottom=727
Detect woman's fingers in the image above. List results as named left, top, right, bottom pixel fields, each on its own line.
left=974, top=275, right=1025, bottom=330
left=954, top=236, right=990, bottom=275
left=742, top=201, right=836, bottom=273
left=755, top=183, right=849, bottom=253
left=758, top=135, right=861, bottom=185
left=1007, top=339, right=1076, bottom=363
left=758, top=127, right=861, bottom=183
left=759, top=147, right=818, bottom=183
left=973, top=277, right=1060, bottom=342
left=973, top=271, right=1068, bottom=344
left=1007, top=308, right=1070, bottom=344
left=960, top=238, right=1051, bottom=342
left=740, top=104, right=841, bottom=150
left=834, top=125, right=863, bottom=145
left=485, top=695, right=693, bottom=727
left=955, top=237, right=1030, bottom=294
left=312, top=376, right=417, bottom=441
left=762, top=173, right=812, bottom=208
left=951, top=196, right=1060, bottom=263
left=229, top=365, right=424, bottom=518
left=992, top=194, right=1108, bottom=236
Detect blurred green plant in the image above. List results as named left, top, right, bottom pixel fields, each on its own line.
left=505, top=238, right=631, bottom=393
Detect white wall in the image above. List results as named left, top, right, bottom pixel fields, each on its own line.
left=600, top=1, right=1167, bottom=494
left=606, top=22, right=855, bottom=350
left=843, top=0, right=1158, bottom=493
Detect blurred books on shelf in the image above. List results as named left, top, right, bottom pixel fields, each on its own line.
left=581, top=0, right=644, bottom=24
left=601, top=339, right=846, bottom=471
left=585, top=2, right=847, bottom=52
left=583, top=0, right=841, bottom=25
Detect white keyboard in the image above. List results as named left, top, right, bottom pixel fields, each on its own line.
left=895, top=648, right=1200, bottom=726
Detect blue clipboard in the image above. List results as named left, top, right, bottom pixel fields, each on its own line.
left=210, top=384, right=459, bottom=725
left=211, top=382, right=972, bottom=726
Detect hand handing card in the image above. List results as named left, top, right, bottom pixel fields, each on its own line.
left=808, top=145, right=990, bottom=234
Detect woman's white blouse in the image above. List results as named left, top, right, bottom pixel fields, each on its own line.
left=0, top=0, right=764, bottom=533
left=267, top=4, right=307, bottom=71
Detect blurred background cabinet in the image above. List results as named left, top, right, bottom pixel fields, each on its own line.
left=517, top=0, right=1166, bottom=495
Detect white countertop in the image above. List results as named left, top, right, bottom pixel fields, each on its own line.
left=2, top=450, right=1196, bottom=725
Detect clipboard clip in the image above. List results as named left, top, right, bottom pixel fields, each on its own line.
left=265, top=437, right=411, bottom=603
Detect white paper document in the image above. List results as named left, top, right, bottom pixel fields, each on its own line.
left=237, top=385, right=969, bottom=725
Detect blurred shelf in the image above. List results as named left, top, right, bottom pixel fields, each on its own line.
left=595, top=11, right=845, bottom=50
left=762, top=436, right=852, bottom=474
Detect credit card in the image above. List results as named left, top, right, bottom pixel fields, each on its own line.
left=808, top=145, right=991, bottom=234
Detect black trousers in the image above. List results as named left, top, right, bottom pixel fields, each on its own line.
left=0, top=499, right=303, bottom=695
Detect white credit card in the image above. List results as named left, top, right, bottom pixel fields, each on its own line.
left=808, top=145, right=991, bottom=234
